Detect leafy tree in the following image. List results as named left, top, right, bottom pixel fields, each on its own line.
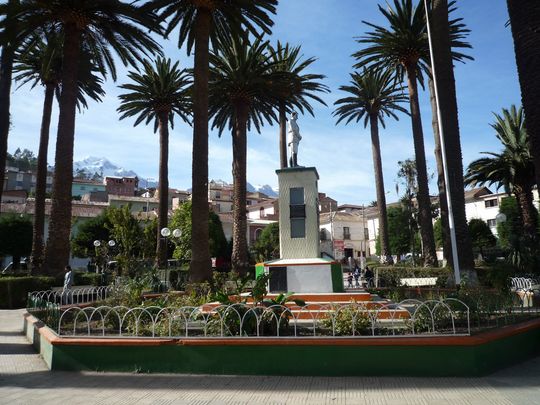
left=268, top=41, right=328, bottom=168
left=148, top=0, right=278, bottom=283
left=467, top=219, right=496, bottom=256
left=253, top=222, right=279, bottom=262
left=118, top=57, right=191, bottom=267
left=334, top=67, right=408, bottom=264
left=386, top=206, right=418, bottom=259
left=496, top=196, right=523, bottom=250
left=13, top=0, right=162, bottom=276
left=141, top=218, right=158, bottom=260
left=0, top=214, right=32, bottom=270
left=70, top=213, right=111, bottom=259
left=433, top=218, right=443, bottom=249
left=209, top=35, right=285, bottom=274
left=169, top=201, right=228, bottom=263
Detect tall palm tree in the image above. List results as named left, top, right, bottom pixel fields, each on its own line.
left=13, top=29, right=105, bottom=271
left=427, top=0, right=474, bottom=272
left=147, top=0, right=278, bottom=282
left=354, top=0, right=438, bottom=266
left=0, top=0, right=19, bottom=211
left=334, top=68, right=408, bottom=264
left=268, top=41, right=328, bottom=169
left=507, top=0, right=540, bottom=195
left=118, top=58, right=191, bottom=268
left=14, top=0, right=162, bottom=276
left=209, top=35, right=284, bottom=274
left=464, top=106, right=537, bottom=239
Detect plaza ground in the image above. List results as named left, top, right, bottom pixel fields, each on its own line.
left=1, top=309, right=539, bottom=405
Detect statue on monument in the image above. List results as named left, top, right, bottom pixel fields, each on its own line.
left=287, top=111, right=302, bottom=167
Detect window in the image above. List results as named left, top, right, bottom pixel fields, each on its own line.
left=343, top=227, right=351, bottom=240
left=485, top=199, right=498, bottom=208
left=254, top=228, right=263, bottom=241
left=142, top=206, right=147, bottom=212
left=289, top=187, right=305, bottom=238
left=260, top=207, right=265, bottom=218
left=291, top=218, right=306, bottom=238
left=487, top=219, right=497, bottom=228
left=364, top=228, right=369, bottom=240
left=215, top=191, right=221, bottom=199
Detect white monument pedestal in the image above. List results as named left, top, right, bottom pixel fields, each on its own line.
left=256, top=167, right=343, bottom=293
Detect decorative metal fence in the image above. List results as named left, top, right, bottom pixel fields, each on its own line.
left=28, top=286, right=113, bottom=309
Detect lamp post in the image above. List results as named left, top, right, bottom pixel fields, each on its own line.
left=423, top=0, right=461, bottom=284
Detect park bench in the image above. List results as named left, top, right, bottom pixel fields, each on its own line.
left=399, top=277, right=438, bottom=287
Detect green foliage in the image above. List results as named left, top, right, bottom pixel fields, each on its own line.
left=252, top=222, right=279, bottom=262
left=73, top=271, right=106, bottom=287
left=497, top=196, right=522, bottom=249
left=141, top=218, right=158, bottom=260
left=434, top=218, right=443, bottom=249
left=169, top=201, right=228, bottom=261
left=6, top=148, right=37, bottom=171
left=0, top=276, right=56, bottom=309
left=0, top=214, right=32, bottom=262
left=321, top=304, right=370, bottom=336
left=372, top=266, right=452, bottom=288
left=71, top=213, right=111, bottom=258
left=468, top=219, right=496, bottom=252
left=105, top=205, right=143, bottom=274
left=386, top=206, right=414, bottom=257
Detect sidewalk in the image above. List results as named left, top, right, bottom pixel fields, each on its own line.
left=1, top=309, right=539, bottom=405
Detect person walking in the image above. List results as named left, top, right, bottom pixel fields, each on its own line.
left=354, top=265, right=361, bottom=287
left=347, top=271, right=353, bottom=288
left=62, top=265, right=73, bottom=305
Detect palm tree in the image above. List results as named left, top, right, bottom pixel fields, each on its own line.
left=118, top=58, right=191, bottom=268
left=14, top=0, right=162, bottom=275
left=268, top=41, right=328, bottom=169
left=13, top=29, right=105, bottom=271
left=427, top=0, right=474, bottom=272
left=354, top=0, right=438, bottom=266
left=209, top=35, right=284, bottom=274
left=507, top=0, right=540, bottom=195
left=464, top=106, right=537, bottom=239
left=0, top=0, right=19, bottom=211
left=147, top=0, right=277, bottom=282
left=334, top=68, right=408, bottom=264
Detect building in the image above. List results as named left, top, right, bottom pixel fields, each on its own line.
left=72, top=179, right=106, bottom=198
left=320, top=211, right=369, bottom=260
left=108, top=194, right=159, bottom=213
left=319, top=193, right=338, bottom=213
left=105, top=176, right=138, bottom=197
left=1, top=190, right=27, bottom=204
left=208, top=180, right=234, bottom=213
left=246, top=199, right=278, bottom=220
left=3, top=166, right=53, bottom=194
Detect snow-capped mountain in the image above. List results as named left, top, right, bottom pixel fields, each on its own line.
left=247, top=182, right=278, bottom=197
left=74, top=156, right=137, bottom=178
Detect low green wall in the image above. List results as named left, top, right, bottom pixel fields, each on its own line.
left=49, top=327, right=540, bottom=376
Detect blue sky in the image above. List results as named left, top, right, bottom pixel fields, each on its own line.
left=8, top=0, right=520, bottom=205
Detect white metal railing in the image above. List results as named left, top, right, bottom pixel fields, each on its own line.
left=28, top=286, right=113, bottom=308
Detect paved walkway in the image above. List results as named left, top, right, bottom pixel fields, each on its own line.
left=1, top=309, right=539, bottom=405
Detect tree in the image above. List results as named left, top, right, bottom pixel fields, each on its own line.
left=118, top=58, right=191, bottom=268
left=467, top=219, right=496, bottom=257
left=0, top=214, right=32, bottom=270
left=334, top=67, right=408, bottom=264
left=506, top=0, right=540, bottom=195
left=354, top=0, right=437, bottom=266
left=208, top=35, right=284, bottom=274
left=253, top=222, right=279, bottom=262
left=169, top=201, right=228, bottom=262
left=13, top=29, right=105, bottom=271
left=14, top=0, right=162, bottom=276
left=387, top=206, right=417, bottom=259
left=428, top=0, right=475, bottom=273
left=105, top=205, right=143, bottom=274
left=464, top=106, right=537, bottom=240
left=71, top=213, right=111, bottom=259
left=0, top=0, right=18, bottom=212
left=268, top=41, right=328, bottom=168
left=496, top=196, right=523, bottom=250
left=148, top=0, right=278, bottom=283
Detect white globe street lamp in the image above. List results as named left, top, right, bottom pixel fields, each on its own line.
left=108, top=240, right=116, bottom=247
left=93, top=240, right=101, bottom=247
left=161, top=227, right=171, bottom=237
left=496, top=213, right=507, bottom=224
left=172, top=228, right=182, bottom=238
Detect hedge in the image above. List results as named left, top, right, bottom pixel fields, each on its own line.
left=73, top=271, right=107, bottom=287
left=372, top=266, right=452, bottom=287
left=0, top=276, right=57, bottom=309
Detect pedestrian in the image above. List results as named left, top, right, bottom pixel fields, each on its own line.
left=62, top=265, right=73, bottom=305
left=364, top=265, right=374, bottom=288
left=347, top=271, right=353, bottom=288
left=354, top=266, right=361, bottom=287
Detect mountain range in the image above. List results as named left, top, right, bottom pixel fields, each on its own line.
left=73, top=156, right=278, bottom=196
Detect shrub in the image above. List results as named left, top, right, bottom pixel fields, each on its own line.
left=372, top=266, right=452, bottom=287
left=0, top=276, right=57, bottom=309
left=73, top=271, right=107, bottom=287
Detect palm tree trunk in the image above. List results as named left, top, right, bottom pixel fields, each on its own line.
left=428, top=77, right=451, bottom=264
left=43, top=24, right=81, bottom=276
left=279, top=102, right=287, bottom=169
left=190, top=9, right=212, bottom=282
left=405, top=64, right=438, bottom=267
left=231, top=104, right=249, bottom=275
left=156, top=111, right=169, bottom=268
left=0, top=37, right=14, bottom=211
left=507, top=0, right=540, bottom=194
left=431, top=0, right=475, bottom=275
left=514, top=187, right=538, bottom=240
left=369, top=113, right=392, bottom=264
left=31, top=83, right=55, bottom=273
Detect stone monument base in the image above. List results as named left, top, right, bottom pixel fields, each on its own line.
left=255, top=258, right=343, bottom=294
